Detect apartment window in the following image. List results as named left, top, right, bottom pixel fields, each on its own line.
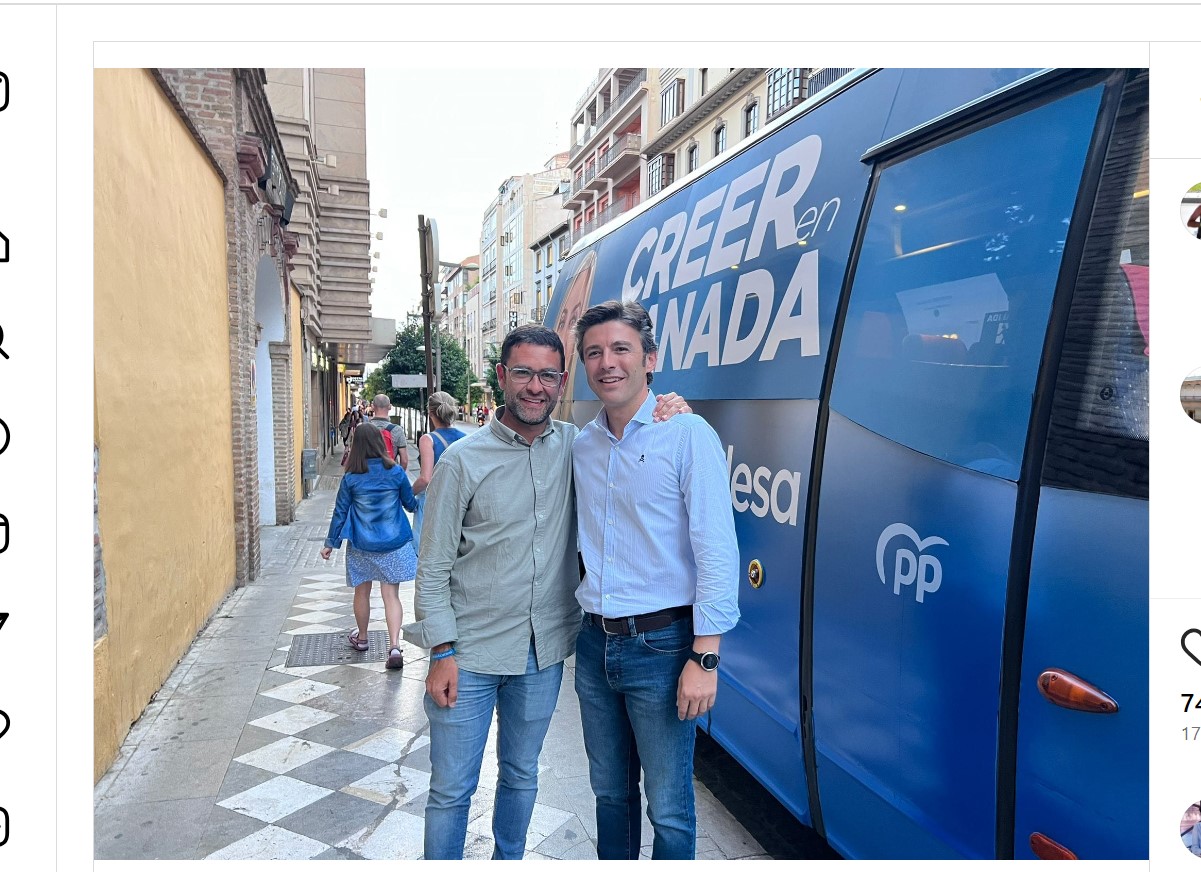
left=767, top=68, right=805, bottom=121
left=546, top=243, right=554, bottom=267
left=713, top=124, right=727, bottom=156
left=699, top=68, right=708, bottom=96
left=535, top=249, right=542, bottom=272
left=687, top=144, right=699, bottom=173
left=744, top=102, right=760, bottom=137
left=598, top=195, right=610, bottom=214
left=661, top=78, right=685, bottom=127
left=648, top=153, right=676, bottom=196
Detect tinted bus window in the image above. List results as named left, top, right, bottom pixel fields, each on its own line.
left=830, top=85, right=1104, bottom=479
left=1042, top=72, right=1149, bottom=499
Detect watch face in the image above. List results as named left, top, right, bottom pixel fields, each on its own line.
left=699, top=652, right=719, bottom=671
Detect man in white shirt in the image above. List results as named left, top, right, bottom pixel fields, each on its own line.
left=570, top=299, right=740, bottom=860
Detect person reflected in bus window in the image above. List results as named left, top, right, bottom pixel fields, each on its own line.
left=570, top=300, right=740, bottom=860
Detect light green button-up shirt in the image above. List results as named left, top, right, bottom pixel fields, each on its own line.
left=402, top=408, right=581, bottom=674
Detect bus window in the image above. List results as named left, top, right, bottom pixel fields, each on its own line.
left=829, top=84, right=1105, bottom=479
left=1042, top=72, right=1149, bottom=500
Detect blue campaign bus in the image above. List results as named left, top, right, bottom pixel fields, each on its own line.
left=543, top=68, right=1148, bottom=860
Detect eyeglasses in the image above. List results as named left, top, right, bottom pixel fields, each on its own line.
left=502, top=365, right=565, bottom=388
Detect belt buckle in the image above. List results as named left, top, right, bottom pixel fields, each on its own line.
left=600, top=616, right=623, bottom=636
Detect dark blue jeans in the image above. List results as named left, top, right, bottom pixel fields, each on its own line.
left=574, top=614, right=697, bottom=860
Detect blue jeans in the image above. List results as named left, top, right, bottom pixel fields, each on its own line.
left=423, top=642, right=563, bottom=860
left=574, top=615, right=697, bottom=860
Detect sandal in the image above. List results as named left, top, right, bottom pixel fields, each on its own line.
left=348, top=630, right=369, bottom=652
left=386, top=648, right=404, bottom=670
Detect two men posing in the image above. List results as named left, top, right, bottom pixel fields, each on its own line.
left=403, top=301, right=739, bottom=860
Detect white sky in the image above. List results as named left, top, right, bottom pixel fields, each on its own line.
left=364, top=68, right=597, bottom=325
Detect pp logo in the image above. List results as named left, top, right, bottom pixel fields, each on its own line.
left=876, top=523, right=947, bottom=603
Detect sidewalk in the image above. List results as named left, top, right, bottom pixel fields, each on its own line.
left=93, top=428, right=769, bottom=860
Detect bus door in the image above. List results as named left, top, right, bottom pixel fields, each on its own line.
left=808, top=78, right=1108, bottom=858
left=1010, top=71, right=1148, bottom=861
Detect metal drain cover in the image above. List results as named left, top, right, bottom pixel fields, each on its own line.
left=286, top=630, right=392, bottom=667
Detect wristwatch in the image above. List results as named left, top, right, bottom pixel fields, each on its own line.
left=688, top=650, right=720, bottom=672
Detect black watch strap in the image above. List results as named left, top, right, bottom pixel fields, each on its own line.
left=688, top=650, right=720, bottom=671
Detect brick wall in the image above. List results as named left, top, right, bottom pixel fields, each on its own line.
left=269, top=340, right=296, bottom=523
left=158, top=68, right=294, bottom=584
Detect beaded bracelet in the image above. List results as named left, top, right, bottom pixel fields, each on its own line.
left=430, top=647, right=456, bottom=661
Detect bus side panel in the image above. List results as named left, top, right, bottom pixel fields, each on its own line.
left=813, top=412, right=1017, bottom=859
left=1013, top=487, right=1148, bottom=859
left=702, top=398, right=817, bottom=824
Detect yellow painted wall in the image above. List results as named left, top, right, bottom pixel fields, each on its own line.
left=291, top=285, right=305, bottom=504
left=93, top=68, right=236, bottom=781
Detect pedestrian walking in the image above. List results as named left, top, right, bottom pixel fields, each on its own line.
left=570, top=300, right=739, bottom=860
left=364, top=393, right=410, bottom=470
left=338, top=408, right=353, bottom=445
left=410, top=390, right=466, bottom=553
left=321, top=423, right=419, bottom=671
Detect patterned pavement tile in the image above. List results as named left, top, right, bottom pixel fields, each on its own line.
left=260, top=678, right=341, bottom=704
left=276, top=789, right=390, bottom=848
left=337, top=808, right=425, bottom=861
left=284, top=623, right=345, bottom=636
left=343, top=726, right=430, bottom=762
left=217, top=775, right=333, bottom=823
left=286, top=748, right=387, bottom=792
left=248, top=703, right=338, bottom=735
left=204, top=824, right=330, bottom=860
left=341, top=762, right=432, bottom=806
left=234, top=735, right=337, bottom=775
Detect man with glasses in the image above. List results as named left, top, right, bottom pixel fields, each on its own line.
left=404, top=324, right=686, bottom=859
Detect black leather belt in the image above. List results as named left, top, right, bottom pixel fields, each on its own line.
left=588, top=606, right=692, bottom=637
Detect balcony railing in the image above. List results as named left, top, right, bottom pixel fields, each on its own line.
left=573, top=69, right=646, bottom=155
left=806, top=67, right=854, bottom=98
left=597, top=133, right=641, bottom=174
left=484, top=318, right=497, bottom=333
left=572, top=195, right=641, bottom=244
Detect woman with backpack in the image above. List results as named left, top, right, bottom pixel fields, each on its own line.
left=411, top=391, right=467, bottom=553
left=320, top=423, right=418, bottom=670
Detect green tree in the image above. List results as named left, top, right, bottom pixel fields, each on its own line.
left=365, top=323, right=475, bottom=411
left=485, top=342, right=501, bottom=402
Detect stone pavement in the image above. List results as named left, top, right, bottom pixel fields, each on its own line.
left=93, top=433, right=770, bottom=860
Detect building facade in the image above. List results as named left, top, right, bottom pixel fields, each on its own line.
left=470, top=159, right=571, bottom=367
left=94, top=67, right=298, bottom=778
left=564, top=68, right=653, bottom=249
left=565, top=68, right=854, bottom=249
left=264, top=69, right=389, bottom=465
left=530, top=221, right=570, bottom=324
left=441, top=256, right=480, bottom=376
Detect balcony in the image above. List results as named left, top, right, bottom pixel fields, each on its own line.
left=570, top=69, right=647, bottom=160
left=596, top=133, right=640, bottom=183
left=484, top=317, right=497, bottom=333
left=572, top=195, right=641, bottom=245
left=806, top=67, right=854, bottom=98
